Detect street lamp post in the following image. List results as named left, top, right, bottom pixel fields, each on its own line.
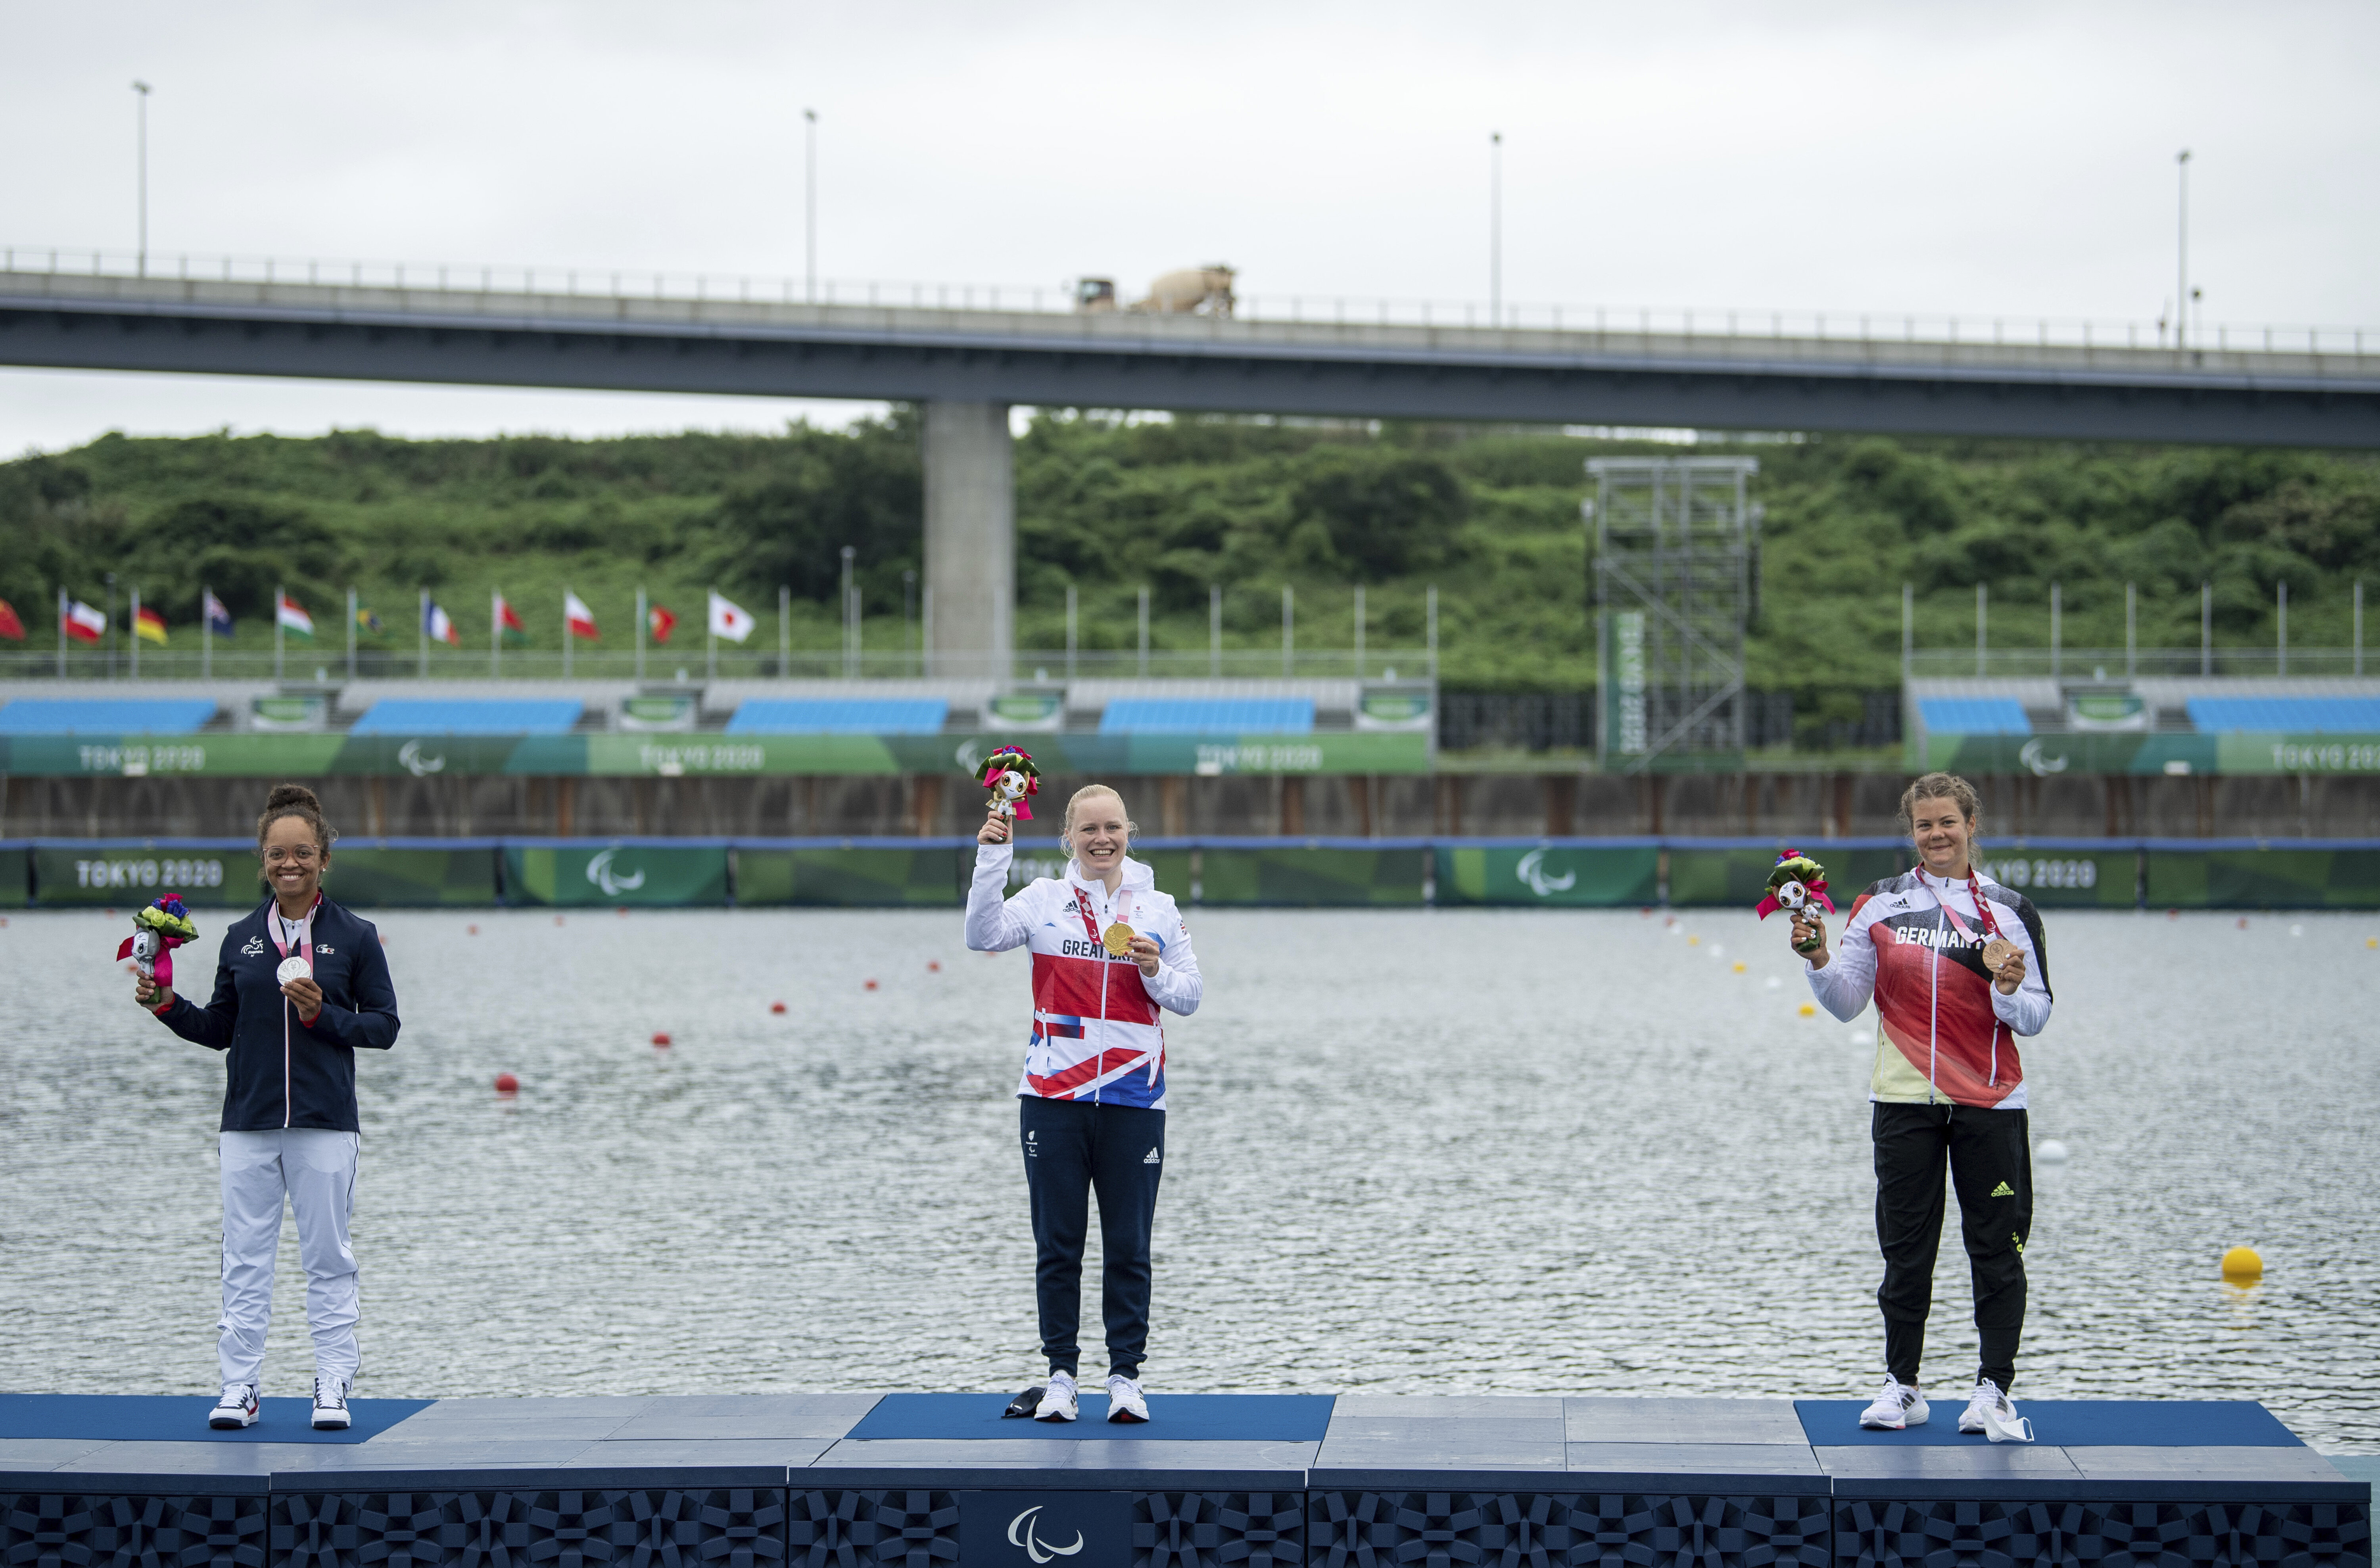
left=132, top=81, right=152, bottom=275
left=2175, top=149, right=2191, bottom=351
left=1489, top=131, right=1503, bottom=327
left=804, top=108, right=818, bottom=303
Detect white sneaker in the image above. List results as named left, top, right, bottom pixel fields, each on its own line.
left=311, top=1374, right=352, bottom=1430
left=1105, top=1372, right=1149, bottom=1424
left=1958, top=1378, right=2034, bottom=1443
left=1858, top=1376, right=1928, bottom=1430
left=209, top=1383, right=259, bottom=1430
left=1034, top=1369, right=1079, bottom=1422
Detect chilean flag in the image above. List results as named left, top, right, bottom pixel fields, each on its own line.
left=565, top=591, right=599, bottom=641
left=423, top=599, right=460, bottom=646
left=648, top=604, right=677, bottom=644
left=64, top=598, right=107, bottom=643
left=707, top=590, right=754, bottom=643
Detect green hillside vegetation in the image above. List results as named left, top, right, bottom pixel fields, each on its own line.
left=3, top=413, right=2375, bottom=740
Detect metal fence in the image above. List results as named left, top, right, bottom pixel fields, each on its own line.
left=1905, top=647, right=2373, bottom=680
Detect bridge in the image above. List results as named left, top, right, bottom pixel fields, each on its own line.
left=6, top=254, right=2378, bottom=660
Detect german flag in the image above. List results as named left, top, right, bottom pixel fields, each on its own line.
left=136, top=606, right=169, bottom=645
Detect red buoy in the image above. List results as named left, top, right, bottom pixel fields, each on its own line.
left=927, top=960, right=941, bottom=973
left=2168, top=909, right=2180, bottom=919
left=864, top=979, right=879, bottom=991
left=2238, top=916, right=2250, bottom=929
left=651, top=1031, right=672, bottom=1047
left=494, top=1072, right=519, bottom=1094
left=554, top=915, right=566, bottom=926
left=467, top=924, right=480, bottom=936
left=770, top=1001, right=787, bottom=1014
left=617, top=907, right=629, bottom=917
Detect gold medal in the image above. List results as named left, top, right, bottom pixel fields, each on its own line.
left=1102, top=922, right=1137, bottom=957
left=1981, top=937, right=2017, bottom=974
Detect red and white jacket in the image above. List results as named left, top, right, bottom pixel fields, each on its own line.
left=1806, top=866, right=2053, bottom=1109
left=965, top=843, right=1203, bottom=1109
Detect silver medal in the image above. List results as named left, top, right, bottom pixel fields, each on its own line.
left=276, top=955, right=312, bottom=986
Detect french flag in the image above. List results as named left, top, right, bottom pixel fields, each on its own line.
left=422, top=599, right=460, bottom=646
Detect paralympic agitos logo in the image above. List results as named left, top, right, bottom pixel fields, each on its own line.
left=1006, top=1507, right=1083, bottom=1564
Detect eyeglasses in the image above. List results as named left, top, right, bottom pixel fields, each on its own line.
left=263, top=845, right=321, bottom=864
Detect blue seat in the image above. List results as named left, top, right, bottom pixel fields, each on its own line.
left=1915, top=697, right=2031, bottom=736
left=1100, top=697, right=1316, bottom=735
left=726, top=698, right=949, bottom=735
left=0, top=699, right=219, bottom=735
left=349, top=699, right=583, bottom=735
left=2186, top=696, right=2380, bottom=733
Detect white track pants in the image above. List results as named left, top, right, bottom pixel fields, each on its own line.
left=217, top=1129, right=361, bottom=1390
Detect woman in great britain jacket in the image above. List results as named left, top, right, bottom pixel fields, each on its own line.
left=133, top=783, right=399, bottom=1433
left=965, top=782, right=1202, bottom=1426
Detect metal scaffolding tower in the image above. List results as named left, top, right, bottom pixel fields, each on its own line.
left=1589, top=457, right=1762, bottom=770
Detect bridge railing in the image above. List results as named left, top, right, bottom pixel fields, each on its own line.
left=6, top=243, right=2374, bottom=358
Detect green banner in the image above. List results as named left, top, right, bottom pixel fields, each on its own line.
left=0, top=729, right=1430, bottom=779
left=1435, top=843, right=1660, bottom=906
left=503, top=842, right=729, bottom=907
left=33, top=844, right=257, bottom=907
left=1196, top=843, right=1428, bottom=906
left=1664, top=845, right=1913, bottom=909
left=0, top=845, right=28, bottom=908
left=1969, top=846, right=2139, bottom=908
left=2146, top=846, right=2380, bottom=909
left=326, top=846, right=501, bottom=906
left=736, top=845, right=966, bottom=907
left=1923, top=730, right=2380, bottom=777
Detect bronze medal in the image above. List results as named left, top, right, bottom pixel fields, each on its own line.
left=1981, top=937, right=2017, bottom=974
left=1102, top=922, right=1137, bottom=957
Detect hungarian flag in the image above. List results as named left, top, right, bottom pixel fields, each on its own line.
left=648, top=604, right=677, bottom=644
left=708, top=590, right=755, bottom=643
left=494, top=593, right=530, bottom=646
left=565, top=591, right=599, bottom=641
left=203, top=590, right=234, bottom=639
left=0, top=599, right=25, bottom=641
left=65, top=599, right=107, bottom=643
left=277, top=593, right=315, bottom=639
left=136, top=606, right=169, bottom=645
left=423, top=599, right=460, bottom=646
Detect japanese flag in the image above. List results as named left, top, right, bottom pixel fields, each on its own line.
left=565, top=591, right=599, bottom=641
left=708, top=591, right=755, bottom=643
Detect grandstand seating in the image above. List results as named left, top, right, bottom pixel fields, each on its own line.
left=2185, top=696, right=2380, bottom=733
left=726, top=697, right=950, bottom=734
left=349, top=699, right=584, bottom=735
left=1099, top=697, right=1316, bottom=734
left=1915, top=696, right=2031, bottom=735
left=0, top=698, right=220, bottom=735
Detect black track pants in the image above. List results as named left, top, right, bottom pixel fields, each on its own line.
left=1873, top=1101, right=2032, bottom=1392
left=1019, top=1096, right=1165, bottom=1380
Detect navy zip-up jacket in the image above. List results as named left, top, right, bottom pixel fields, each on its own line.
left=154, top=895, right=399, bottom=1132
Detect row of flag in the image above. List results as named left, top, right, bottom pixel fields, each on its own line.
left=0, top=590, right=760, bottom=647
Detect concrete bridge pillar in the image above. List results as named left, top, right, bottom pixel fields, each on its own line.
left=922, top=401, right=1014, bottom=675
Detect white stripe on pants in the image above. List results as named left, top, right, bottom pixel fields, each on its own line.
left=218, top=1129, right=362, bottom=1390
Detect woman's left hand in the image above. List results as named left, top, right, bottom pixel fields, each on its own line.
left=283, top=975, right=324, bottom=1023
left=1993, top=949, right=2027, bottom=996
left=1129, top=935, right=1161, bottom=977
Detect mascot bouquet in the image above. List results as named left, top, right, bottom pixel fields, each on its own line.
left=1753, top=849, right=1834, bottom=955
left=118, top=894, right=200, bottom=990
left=978, top=745, right=1041, bottom=831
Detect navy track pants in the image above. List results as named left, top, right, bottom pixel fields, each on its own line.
left=1019, top=1095, right=1164, bottom=1379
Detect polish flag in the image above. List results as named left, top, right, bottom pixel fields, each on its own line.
left=423, top=599, right=460, bottom=646
left=648, top=604, right=678, bottom=644
left=276, top=593, right=315, bottom=638
left=565, top=591, right=599, bottom=641
left=708, top=590, right=755, bottom=643
left=65, top=599, right=107, bottom=643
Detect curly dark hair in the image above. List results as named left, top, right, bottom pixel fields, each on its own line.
left=255, top=783, right=336, bottom=889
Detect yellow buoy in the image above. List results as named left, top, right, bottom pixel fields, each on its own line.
left=1798, top=1002, right=1816, bottom=1017
left=2368, top=937, right=2377, bottom=948
left=1687, top=936, right=1701, bottom=946
left=1732, top=962, right=1746, bottom=973
left=2221, top=1246, right=2263, bottom=1282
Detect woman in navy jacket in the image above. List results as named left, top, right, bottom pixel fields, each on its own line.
left=134, top=783, right=399, bottom=1431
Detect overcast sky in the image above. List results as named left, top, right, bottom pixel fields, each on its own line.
left=4, top=0, right=2374, bottom=454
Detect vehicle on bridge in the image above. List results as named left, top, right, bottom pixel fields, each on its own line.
left=1074, top=265, right=1236, bottom=317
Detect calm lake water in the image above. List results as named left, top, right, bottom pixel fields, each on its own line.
left=1, top=904, right=2373, bottom=1451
